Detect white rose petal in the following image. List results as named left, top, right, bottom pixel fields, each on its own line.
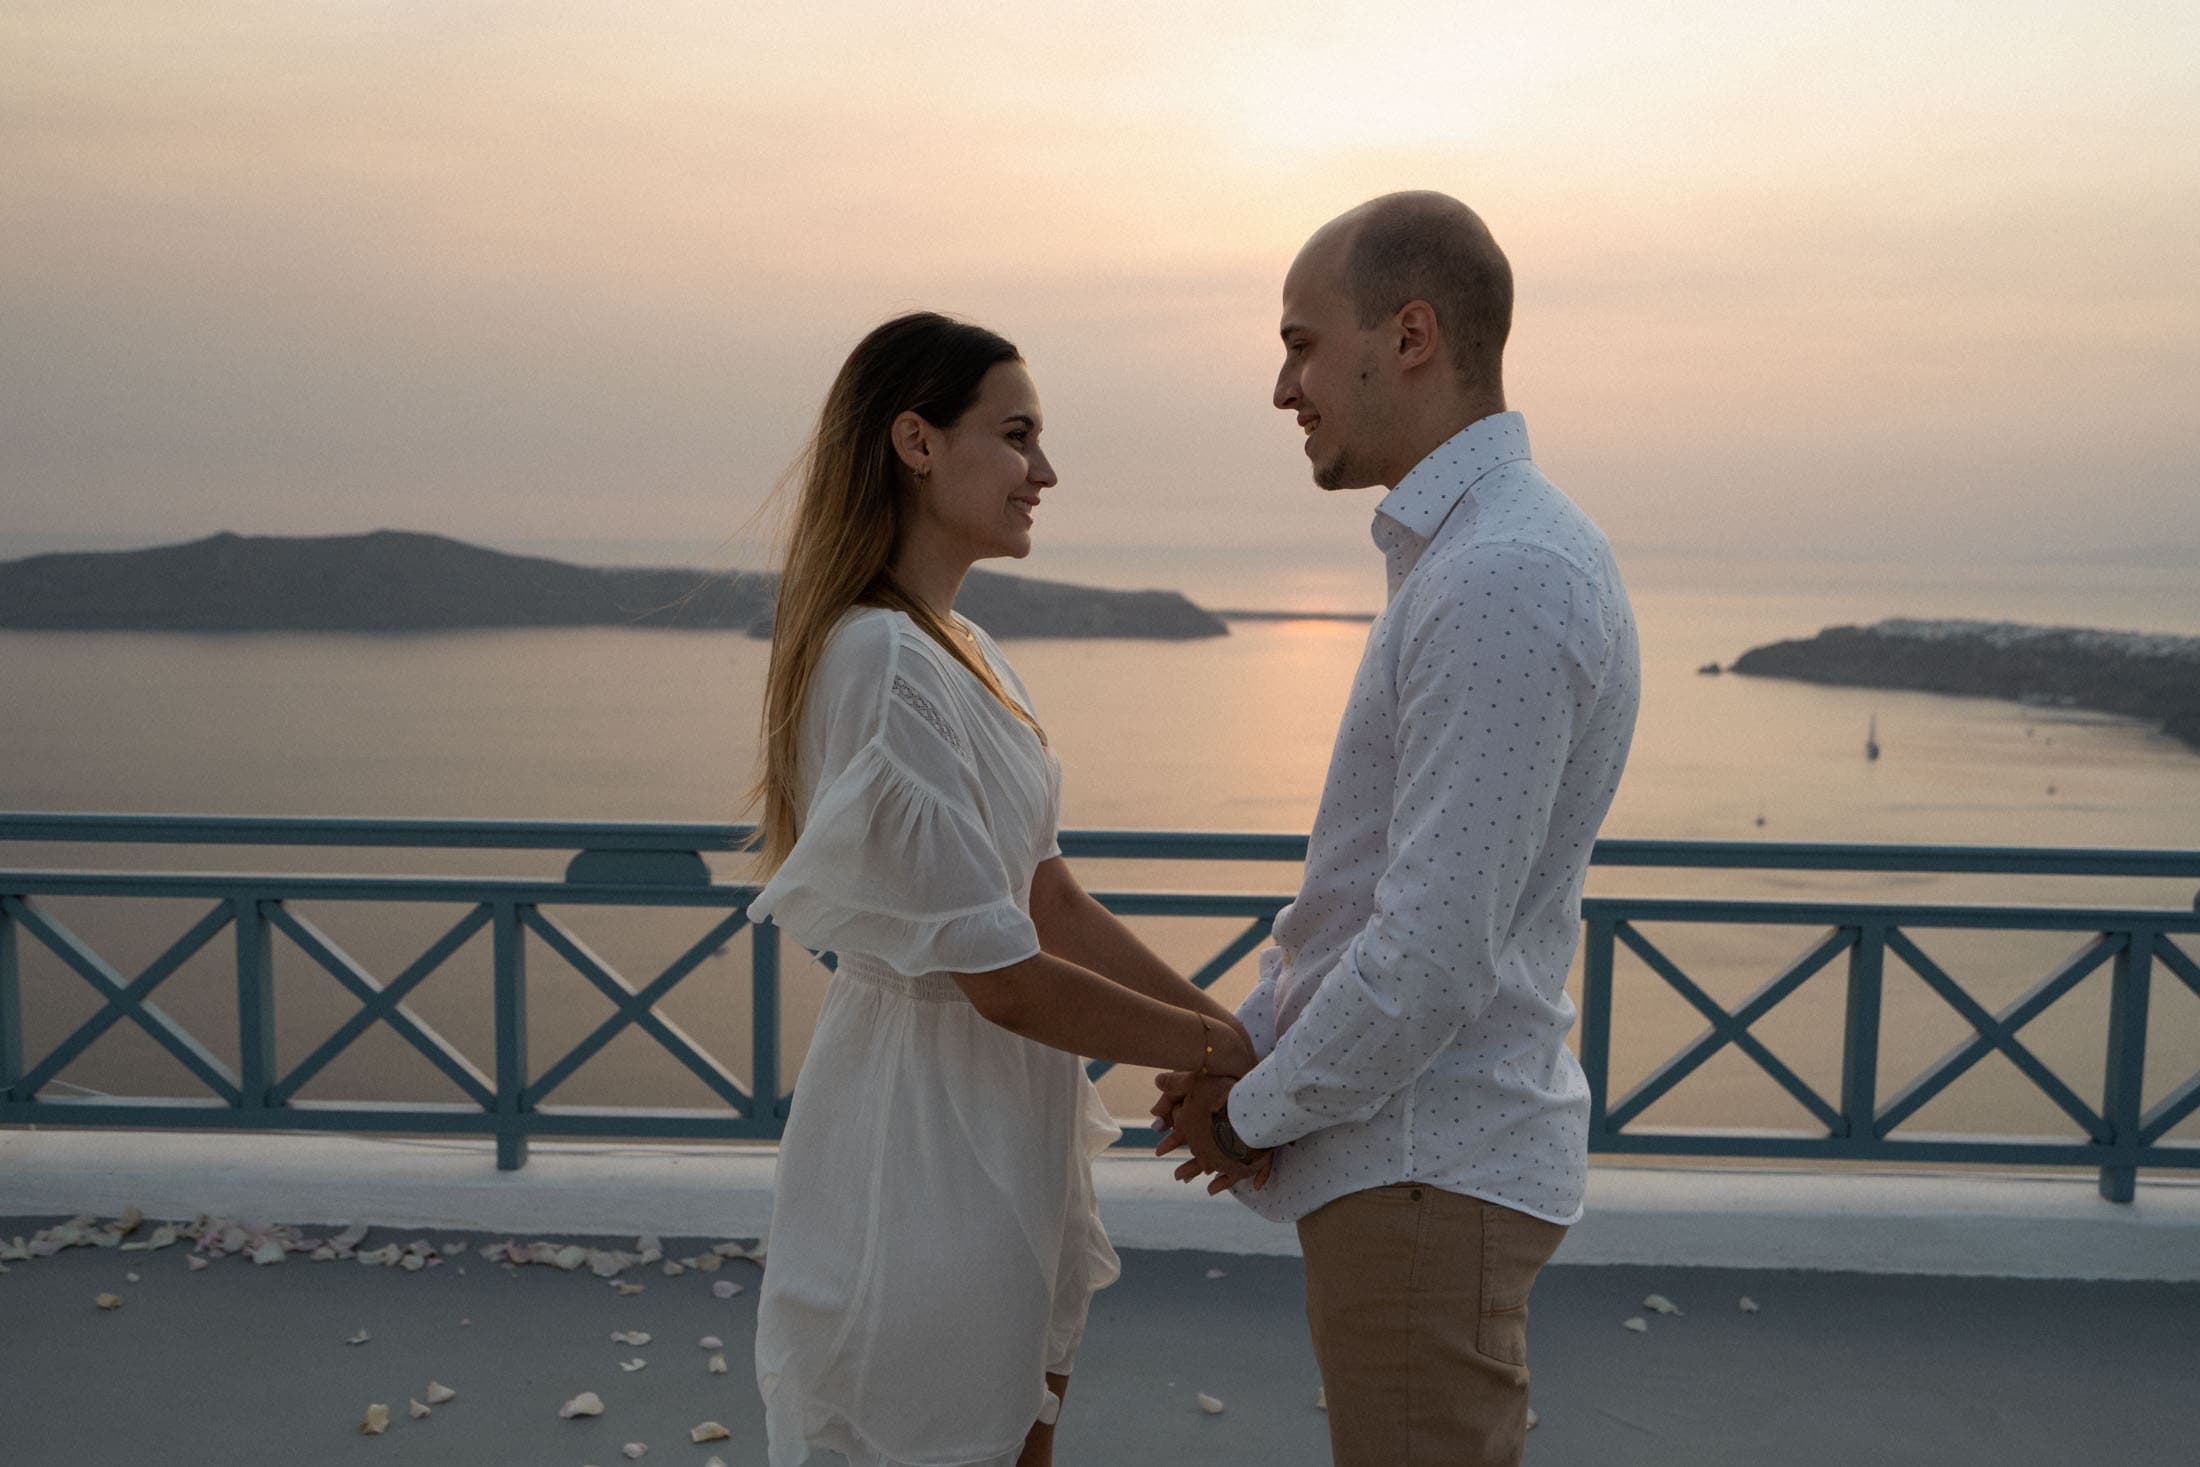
left=360, top=1403, right=391, bottom=1435
left=408, top=1400, right=431, bottom=1420
left=1643, top=1293, right=1682, bottom=1316
left=690, top=1422, right=731, bottom=1443
left=559, top=1391, right=605, bottom=1419
left=1196, top=1392, right=1225, bottom=1415
left=425, top=1381, right=457, bottom=1404
left=1622, top=1316, right=1649, bottom=1333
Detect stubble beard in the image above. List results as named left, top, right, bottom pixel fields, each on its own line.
left=1313, top=441, right=1381, bottom=492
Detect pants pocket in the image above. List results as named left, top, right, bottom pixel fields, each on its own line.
left=1473, top=1203, right=1564, bottom=1368
left=1476, top=1302, right=1530, bottom=1367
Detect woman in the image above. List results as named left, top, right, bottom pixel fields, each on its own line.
left=745, top=312, right=1258, bottom=1467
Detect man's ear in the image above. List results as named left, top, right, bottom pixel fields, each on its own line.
left=891, top=410, right=933, bottom=477
left=1394, top=300, right=1440, bottom=371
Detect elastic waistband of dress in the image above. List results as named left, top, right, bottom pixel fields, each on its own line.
left=833, top=953, right=969, bottom=1004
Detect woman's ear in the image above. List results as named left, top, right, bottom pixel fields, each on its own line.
left=890, top=410, right=934, bottom=480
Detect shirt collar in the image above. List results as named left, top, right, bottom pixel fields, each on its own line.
left=1371, top=410, right=1533, bottom=548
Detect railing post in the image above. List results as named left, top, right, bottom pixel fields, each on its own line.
left=0, top=898, right=20, bottom=1102
left=2098, top=927, right=2153, bottom=1203
left=235, top=897, right=276, bottom=1110
left=1840, top=925, right=1882, bottom=1146
left=494, top=901, right=530, bottom=1171
left=1580, top=913, right=1615, bottom=1145
left=752, top=921, right=782, bottom=1125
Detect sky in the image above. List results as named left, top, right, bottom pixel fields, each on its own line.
left=5, top=0, right=2197, bottom=574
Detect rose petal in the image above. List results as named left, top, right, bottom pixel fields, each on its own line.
left=1196, top=1392, right=1225, bottom=1415
left=690, top=1422, right=731, bottom=1443
left=698, top=1335, right=723, bottom=1350
left=408, top=1400, right=431, bottom=1420
left=425, top=1381, right=457, bottom=1404
left=1643, top=1293, right=1682, bottom=1316
left=360, top=1403, right=391, bottom=1435
left=621, top=1444, right=647, bottom=1460
left=559, top=1391, right=605, bottom=1419
left=1622, top=1316, right=1649, bottom=1333
left=707, top=1352, right=728, bottom=1376
left=1739, top=1296, right=1761, bottom=1314
left=95, top=1292, right=124, bottom=1310
left=346, top=1329, right=371, bottom=1346
left=711, top=1280, right=741, bottom=1299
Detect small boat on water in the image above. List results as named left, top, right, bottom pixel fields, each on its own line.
left=1866, top=714, right=1881, bottom=761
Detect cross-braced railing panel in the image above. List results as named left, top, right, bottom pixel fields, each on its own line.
left=1603, top=923, right=1853, bottom=1135
left=519, top=905, right=753, bottom=1114
left=4, top=895, right=241, bottom=1105
left=1872, top=930, right=2116, bottom=1143
left=266, top=902, right=496, bottom=1109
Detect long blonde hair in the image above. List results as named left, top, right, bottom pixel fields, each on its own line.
left=751, top=312, right=1044, bottom=874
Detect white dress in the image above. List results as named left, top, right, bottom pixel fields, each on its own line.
left=746, top=607, right=1123, bottom=1467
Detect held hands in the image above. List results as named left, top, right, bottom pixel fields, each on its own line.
left=1152, top=1070, right=1273, bottom=1196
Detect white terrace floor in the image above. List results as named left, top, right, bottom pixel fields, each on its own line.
left=4, top=1132, right=2199, bottom=1467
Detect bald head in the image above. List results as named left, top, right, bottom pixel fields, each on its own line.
left=1305, top=191, right=1513, bottom=386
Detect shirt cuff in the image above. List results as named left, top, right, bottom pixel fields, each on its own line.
left=1224, top=1055, right=1302, bottom=1152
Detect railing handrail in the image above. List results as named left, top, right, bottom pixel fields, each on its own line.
left=5, top=813, right=2200, bottom=879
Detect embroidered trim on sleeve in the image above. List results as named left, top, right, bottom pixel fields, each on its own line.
left=891, top=674, right=963, bottom=754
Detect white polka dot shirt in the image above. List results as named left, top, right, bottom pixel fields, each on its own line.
left=1226, top=411, right=1640, bottom=1227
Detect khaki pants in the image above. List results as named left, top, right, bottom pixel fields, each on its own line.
left=1297, top=1185, right=1567, bottom=1467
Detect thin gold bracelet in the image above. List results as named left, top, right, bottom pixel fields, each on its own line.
left=1194, top=1013, right=1217, bottom=1078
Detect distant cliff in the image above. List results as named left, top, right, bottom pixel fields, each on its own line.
left=0, top=531, right=1229, bottom=640
left=1730, top=618, right=2200, bottom=753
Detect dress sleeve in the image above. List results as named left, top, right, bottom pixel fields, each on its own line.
left=746, top=618, right=1042, bottom=978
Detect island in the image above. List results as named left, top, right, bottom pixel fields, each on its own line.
left=1729, top=618, right=2200, bottom=753
left=0, top=531, right=1229, bottom=640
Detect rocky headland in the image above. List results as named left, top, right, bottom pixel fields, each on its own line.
left=1729, top=618, right=2200, bottom=753
left=0, top=531, right=1228, bottom=640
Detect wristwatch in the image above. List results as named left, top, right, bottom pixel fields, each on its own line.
left=1210, top=1105, right=1255, bottom=1166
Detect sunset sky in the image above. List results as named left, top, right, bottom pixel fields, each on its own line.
left=5, top=1, right=2196, bottom=571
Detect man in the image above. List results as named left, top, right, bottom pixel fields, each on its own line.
left=1156, top=191, right=1640, bottom=1466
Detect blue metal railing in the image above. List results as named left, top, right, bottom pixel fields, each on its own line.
left=3, top=814, right=2196, bottom=1197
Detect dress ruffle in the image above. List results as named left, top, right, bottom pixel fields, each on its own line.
left=748, top=740, right=1041, bottom=979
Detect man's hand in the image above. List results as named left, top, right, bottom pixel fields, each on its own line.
left=1152, top=1072, right=1271, bottom=1194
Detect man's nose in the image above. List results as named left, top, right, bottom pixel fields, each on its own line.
left=1274, top=370, right=1297, bottom=412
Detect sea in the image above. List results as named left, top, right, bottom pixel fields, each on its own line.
left=3, top=545, right=2196, bottom=1145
